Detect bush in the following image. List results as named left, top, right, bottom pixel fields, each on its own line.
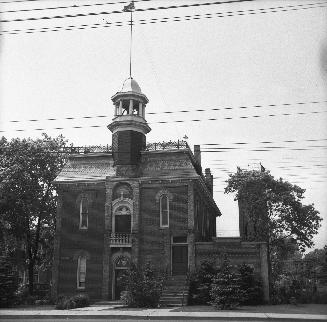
left=238, top=263, right=263, bottom=305
left=0, top=255, right=19, bottom=308
left=188, top=260, right=219, bottom=305
left=210, top=258, right=246, bottom=310
left=72, top=293, right=90, bottom=308
left=55, top=293, right=89, bottom=310
left=120, top=262, right=165, bottom=308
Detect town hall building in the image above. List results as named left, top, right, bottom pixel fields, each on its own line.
left=52, top=77, right=270, bottom=303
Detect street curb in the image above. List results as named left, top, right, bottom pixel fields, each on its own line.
left=1, top=314, right=327, bottom=321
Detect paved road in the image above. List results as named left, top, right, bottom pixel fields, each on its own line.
left=0, top=319, right=320, bottom=322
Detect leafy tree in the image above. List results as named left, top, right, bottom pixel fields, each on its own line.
left=225, top=168, right=322, bottom=252
left=0, top=134, right=67, bottom=295
left=225, top=168, right=322, bottom=302
left=305, top=245, right=327, bottom=267
left=210, top=257, right=246, bottom=309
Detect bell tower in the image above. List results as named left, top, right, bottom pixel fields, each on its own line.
left=108, top=77, right=151, bottom=169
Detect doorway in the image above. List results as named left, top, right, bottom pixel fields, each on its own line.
left=172, top=245, right=188, bottom=275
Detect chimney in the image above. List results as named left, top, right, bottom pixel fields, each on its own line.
left=205, top=168, right=213, bottom=196
left=194, top=145, right=201, bottom=166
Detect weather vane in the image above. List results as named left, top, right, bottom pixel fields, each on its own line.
left=123, top=1, right=135, bottom=78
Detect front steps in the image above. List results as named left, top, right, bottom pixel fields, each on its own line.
left=160, top=275, right=188, bottom=307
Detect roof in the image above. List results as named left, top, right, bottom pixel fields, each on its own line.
left=54, top=155, right=115, bottom=182
left=120, top=77, right=142, bottom=94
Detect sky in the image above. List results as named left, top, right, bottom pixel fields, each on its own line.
left=0, top=0, right=326, bottom=251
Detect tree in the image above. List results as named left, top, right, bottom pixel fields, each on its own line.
left=225, top=168, right=322, bottom=302
left=225, top=168, right=322, bottom=252
left=0, top=134, right=67, bottom=295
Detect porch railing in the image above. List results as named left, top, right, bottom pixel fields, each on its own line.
left=109, top=232, right=131, bottom=246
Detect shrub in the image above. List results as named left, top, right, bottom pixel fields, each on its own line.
left=188, top=260, right=219, bottom=305
left=210, top=258, right=246, bottom=310
left=0, top=255, right=19, bottom=308
left=55, top=295, right=68, bottom=310
left=238, top=263, right=263, bottom=305
left=55, top=293, right=89, bottom=310
left=71, top=293, right=90, bottom=308
left=120, top=262, right=165, bottom=308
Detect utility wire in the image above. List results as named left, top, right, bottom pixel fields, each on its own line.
left=0, top=0, right=254, bottom=23
left=1, top=2, right=325, bottom=36
left=0, top=0, right=151, bottom=14
left=1, top=109, right=327, bottom=133
left=0, top=0, right=45, bottom=3
left=5, top=100, right=326, bottom=124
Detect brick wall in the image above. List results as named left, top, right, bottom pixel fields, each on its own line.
left=58, top=188, right=105, bottom=299
left=138, top=184, right=188, bottom=271
left=112, top=130, right=146, bottom=165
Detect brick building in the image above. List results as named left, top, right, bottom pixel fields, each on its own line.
left=52, top=77, right=270, bottom=302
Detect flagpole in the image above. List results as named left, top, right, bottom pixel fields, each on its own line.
left=129, top=7, right=133, bottom=78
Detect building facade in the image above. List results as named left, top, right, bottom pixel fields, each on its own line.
left=52, top=78, right=270, bottom=302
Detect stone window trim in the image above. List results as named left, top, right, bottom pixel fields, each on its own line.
left=155, top=189, right=173, bottom=229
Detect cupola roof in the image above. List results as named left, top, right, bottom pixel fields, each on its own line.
left=111, top=77, right=148, bottom=103
left=120, top=77, right=142, bottom=94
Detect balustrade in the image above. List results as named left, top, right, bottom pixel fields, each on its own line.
left=109, top=232, right=131, bottom=246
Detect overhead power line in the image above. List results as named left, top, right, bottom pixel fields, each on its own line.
left=1, top=1, right=325, bottom=36
left=5, top=100, right=326, bottom=124
left=0, top=0, right=151, bottom=14
left=0, top=0, right=254, bottom=23
left=0, top=0, right=44, bottom=3
left=152, top=109, right=327, bottom=124
left=1, top=109, right=327, bottom=133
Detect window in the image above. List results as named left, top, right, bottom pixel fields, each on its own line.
left=77, top=256, right=86, bottom=289
left=160, top=195, right=169, bottom=227
left=113, top=183, right=133, bottom=200
left=79, top=197, right=88, bottom=230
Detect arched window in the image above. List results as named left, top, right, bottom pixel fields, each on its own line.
left=79, top=197, right=88, bottom=230
left=160, top=195, right=169, bottom=228
left=113, top=183, right=133, bottom=200
left=77, top=256, right=87, bottom=289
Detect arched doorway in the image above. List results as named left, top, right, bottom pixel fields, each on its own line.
left=113, top=255, right=130, bottom=300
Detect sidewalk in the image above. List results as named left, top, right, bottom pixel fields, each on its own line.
left=1, top=304, right=327, bottom=320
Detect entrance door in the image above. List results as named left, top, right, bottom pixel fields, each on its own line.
left=114, top=269, right=126, bottom=300
left=172, top=245, right=188, bottom=275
